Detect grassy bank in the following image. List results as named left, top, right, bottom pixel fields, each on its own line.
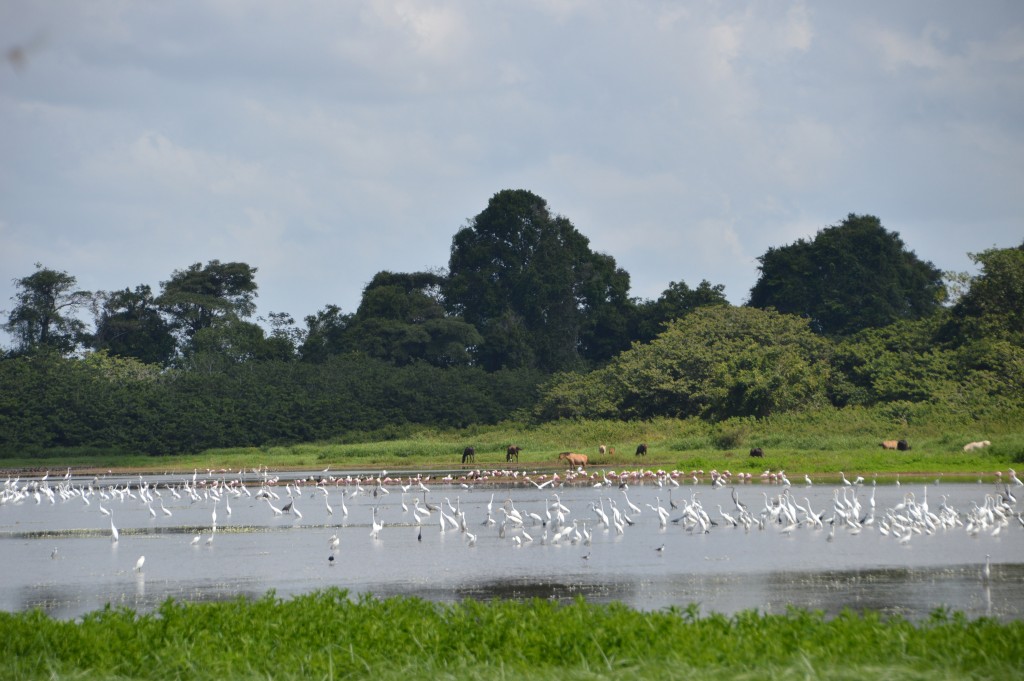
left=2, top=590, right=1021, bottom=681
left=4, top=405, right=1022, bottom=478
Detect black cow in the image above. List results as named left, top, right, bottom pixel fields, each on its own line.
left=506, top=445, right=521, bottom=463
left=897, top=439, right=911, bottom=451
left=749, top=447, right=764, bottom=458
left=462, top=446, right=475, bottom=464
left=635, top=443, right=648, bottom=457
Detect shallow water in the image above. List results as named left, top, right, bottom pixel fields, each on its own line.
left=2, top=472, right=1021, bottom=621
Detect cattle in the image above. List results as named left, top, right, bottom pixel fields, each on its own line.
left=881, top=439, right=911, bottom=451
left=461, top=446, right=475, bottom=464
left=963, top=440, right=992, bottom=452
left=506, top=445, right=522, bottom=463
left=635, top=443, right=648, bottom=457
left=599, top=444, right=606, bottom=456
left=558, top=452, right=588, bottom=468
left=749, top=447, right=764, bottom=458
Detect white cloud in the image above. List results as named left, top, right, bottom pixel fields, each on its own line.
left=1, top=1, right=1022, bottom=341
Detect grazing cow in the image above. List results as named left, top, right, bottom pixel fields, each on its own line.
left=749, top=447, right=764, bottom=458
left=599, top=444, right=606, bottom=456
left=506, top=445, right=522, bottom=463
left=635, top=443, right=648, bottom=457
left=558, top=452, right=588, bottom=468
left=462, top=446, right=475, bottom=464
left=963, top=440, right=992, bottom=452
left=881, top=439, right=911, bottom=451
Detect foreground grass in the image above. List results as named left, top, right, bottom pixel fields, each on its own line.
left=3, top=590, right=1022, bottom=681
left=5, top=406, right=1023, bottom=479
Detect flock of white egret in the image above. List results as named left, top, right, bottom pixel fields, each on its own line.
left=2, top=464, right=1021, bottom=581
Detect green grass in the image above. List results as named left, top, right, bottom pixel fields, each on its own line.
left=4, top=405, right=1022, bottom=479
left=2, top=590, right=1021, bottom=681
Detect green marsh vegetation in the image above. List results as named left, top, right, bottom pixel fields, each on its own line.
left=5, top=404, right=1020, bottom=480
left=2, top=590, right=1021, bottom=681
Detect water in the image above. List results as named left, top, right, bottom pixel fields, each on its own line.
left=2, top=471, right=1021, bottom=621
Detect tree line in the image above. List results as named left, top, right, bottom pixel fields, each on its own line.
left=2, top=189, right=1022, bottom=456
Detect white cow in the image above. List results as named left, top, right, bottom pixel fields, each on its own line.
left=963, top=440, right=991, bottom=452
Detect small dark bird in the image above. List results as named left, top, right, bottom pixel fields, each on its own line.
left=328, top=555, right=335, bottom=565
left=417, top=527, right=422, bottom=542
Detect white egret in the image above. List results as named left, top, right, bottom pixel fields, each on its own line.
left=134, top=555, right=145, bottom=572
left=622, top=490, right=642, bottom=515
left=370, top=508, right=383, bottom=539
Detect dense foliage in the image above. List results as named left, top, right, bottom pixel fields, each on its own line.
left=2, top=590, right=1021, bottom=681
left=0, top=351, right=543, bottom=456
left=445, top=189, right=635, bottom=371
left=3, top=192, right=1022, bottom=458
left=536, top=307, right=834, bottom=421
left=748, top=214, right=945, bottom=335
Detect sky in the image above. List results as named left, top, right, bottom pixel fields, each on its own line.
left=2, top=2, right=1022, bottom=346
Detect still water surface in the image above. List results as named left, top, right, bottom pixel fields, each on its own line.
left=2, top=472, right=1020, bottom=621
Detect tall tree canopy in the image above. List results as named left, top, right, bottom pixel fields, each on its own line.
left=156, top=260, right=259, bottom=352
left=4, top=264, right=92, bottom=356
left=347, top=271, right=482, bottom=367
left=91, top=285, right=175, bottom=365
left=951, top=242, right=1024, bottom=342
left=444, top=189, right=633, bottom=371
left=299, top=305, right=354, bottom=363
left=748, top=214, right=944, bottom=336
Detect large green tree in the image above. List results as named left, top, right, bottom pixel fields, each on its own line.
left=536, top=306, right=833, bottom=421
left=4, top=264, right=92, bottom=356
left=91, top=285, right=176, bottom=365
left=299, top=305, right=354, bottom=363
left=445, top=190, right=633, bottom=371
left=634, top=279, right=730, bottom=343
left=951, top=242, right=1024, bottom=342
left=748, top=214, right=944, bottom=336
left=156, top=260, right=259, bottom=354
left=346, top=271, right=482, bottom=367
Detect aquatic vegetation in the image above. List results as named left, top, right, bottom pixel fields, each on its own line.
left=2, top=591, right=1021, bottom=680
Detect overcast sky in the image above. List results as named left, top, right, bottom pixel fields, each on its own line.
left=2, top=2, right=1022, bottom=344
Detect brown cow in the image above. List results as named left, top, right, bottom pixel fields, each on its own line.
left=558, top=452, right=588, bottom=467
left=880, top=439, right=911, bottom=451
left=506, top=445, right=522, bottom=463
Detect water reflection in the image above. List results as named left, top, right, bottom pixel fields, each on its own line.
left=1, top=472, right=1021, bottom=621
